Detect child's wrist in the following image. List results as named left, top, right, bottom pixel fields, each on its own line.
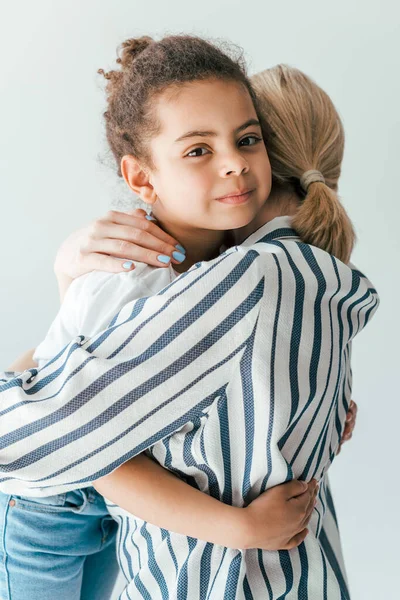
left=211, top=504, right=251, bottom=550
left=227, top=506, right=255, bottom=550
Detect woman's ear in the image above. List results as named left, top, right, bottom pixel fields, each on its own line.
left=120, top=155, right=157, bottom=205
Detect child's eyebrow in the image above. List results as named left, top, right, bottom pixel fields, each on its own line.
left=174, top=118, right=261, bottom=143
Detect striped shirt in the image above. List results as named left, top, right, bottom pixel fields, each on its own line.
left=0, top=216, right=379, bottom=598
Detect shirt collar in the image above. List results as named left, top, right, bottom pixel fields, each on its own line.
left=240, top=215, right=299, bottom=247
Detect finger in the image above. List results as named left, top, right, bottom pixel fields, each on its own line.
left=101, top=211, right=181, bottom=248
left=92, top=223, right=183, bottom=261
left=283, top=479, right=311, bottom=500
left=303, top=483, right=319, bottom=517
left=341, top=423, right=352, bottom=439
left=295, top=496, right=315, bottom=530
left=284, top=529, right=309, bottom=550
left=81, top=252, right=136, bottom=274
left=89, top=238, right=185, bottom=268
left=343, top=411, right=356, bottom=431
left=126, top=208, right=148, bottom=218
left=349, top=407, right=357, bottom=422
left=291, top=481, right=318, bottom=515
left=301, top=489, right=318, bottom=527
left=347, top=401, right=358, bottom=418
left=343, top=417, right=356, bottom=438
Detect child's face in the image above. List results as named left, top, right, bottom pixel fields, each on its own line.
left=146, top=79, right=271, bottom=231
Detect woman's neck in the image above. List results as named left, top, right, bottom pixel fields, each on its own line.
left=155, top=218, right=225, bottom=273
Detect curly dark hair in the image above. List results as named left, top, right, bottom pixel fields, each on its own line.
left=98, top=35, right=263, bottom=175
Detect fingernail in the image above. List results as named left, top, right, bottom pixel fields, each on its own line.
left=175, top=244, right=186, bottom=254
left=172, top=251, right=186, bottom=263
left=145, top=215, right=157, bottom=221
left=122, top=261, right=134, bottom=269
left=157, top=255, right=171, bottom=264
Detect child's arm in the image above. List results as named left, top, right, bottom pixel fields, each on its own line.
left=94, top=453, right=318, bottom=551
left=6, top=348, right=37, bottom=372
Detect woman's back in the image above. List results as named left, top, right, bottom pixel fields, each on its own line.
left=107, top=216, right=378, bottom=599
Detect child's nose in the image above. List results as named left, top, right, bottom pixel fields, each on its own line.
left=220, top=153, right=249, bottom=177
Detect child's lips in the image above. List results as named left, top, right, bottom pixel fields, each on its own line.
left=216, top=189, right=255, bottom=205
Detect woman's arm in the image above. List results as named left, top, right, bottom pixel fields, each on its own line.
left=94, top=453, right=318, bottom=551
left=0, top=245, right=376, bottom=496
left=0, top=249, right=266, bottom=495
left=53, top=209, right=358, bottom=454
left=54, top=209, right=182, bottom=302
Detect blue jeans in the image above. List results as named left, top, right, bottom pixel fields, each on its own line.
left=0, top=487, right=120, bottom=600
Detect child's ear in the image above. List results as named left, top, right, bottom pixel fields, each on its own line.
left=120, top=155, right=157, bottom=205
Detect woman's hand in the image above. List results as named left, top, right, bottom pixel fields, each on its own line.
left=336, top=400, right=358, bottom=455
left=54, top=209, right=185, bottom=279
left=241, top=479, right=319, bottom=550
left=54, top=209, right=185, bottom=301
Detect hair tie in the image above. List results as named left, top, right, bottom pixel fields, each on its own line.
left=300, top=170, right=325, bottom=192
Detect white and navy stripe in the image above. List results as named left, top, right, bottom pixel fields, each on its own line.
left=0, top=216, right=379, bottom=598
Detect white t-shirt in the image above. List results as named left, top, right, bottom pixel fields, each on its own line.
left=34, top=263, right=178, bottom=367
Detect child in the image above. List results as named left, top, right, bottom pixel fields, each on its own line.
left=0, top=36, right=317, bottom=600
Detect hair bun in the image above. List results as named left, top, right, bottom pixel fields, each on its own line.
left=117, top=36, right=153, bottom=68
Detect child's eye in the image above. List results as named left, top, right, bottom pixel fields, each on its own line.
left=239, top=135, right=262, bottom=147
left=186, top=147, right=210, bottom=158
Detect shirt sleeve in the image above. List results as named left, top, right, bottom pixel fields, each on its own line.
left=1, top=278, right=85, bottom=387
left=32, top=275, right=88, bottom=368
left=0, top=247, right=265, bottom=496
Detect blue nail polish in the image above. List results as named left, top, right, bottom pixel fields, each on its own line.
left=172, top=251, right=186, bottom=263
left=157, top=255, right=171, bottom=264
left=122, top=261, right=134, bottom=269
left=145, top=215, right=157, bottom=221
left=175, top=244, right=186, bottom=254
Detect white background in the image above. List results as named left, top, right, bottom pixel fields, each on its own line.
left=0, top=1, right=398, bottom=598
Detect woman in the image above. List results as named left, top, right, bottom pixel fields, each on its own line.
left=0, top=53, right=377, bottom=599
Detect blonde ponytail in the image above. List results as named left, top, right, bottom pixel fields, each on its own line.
left=294, top=181, right=354, bottom=264
left=251, top=65, right=355, bottom=263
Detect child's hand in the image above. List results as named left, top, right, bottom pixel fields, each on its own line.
left=242, top=479, right=319, bottom=550
left=336, top=400, right=358, bottom=455
left=54, top=209, right=183, bottom=282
